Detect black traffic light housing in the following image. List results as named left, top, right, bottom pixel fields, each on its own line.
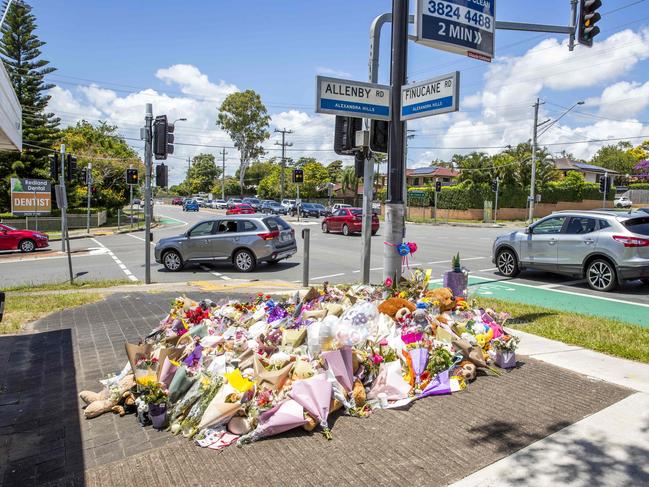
left=334, top=116, right=363, bottom=156
left=354, top=152, right=365, bottom=179
left=292, top=168, right=304, bottom=184
left=80, top=167, right=88, bottom=184
left=435, top=180, right=442, bottom=193
left=492, top=179, right=499, bottom=192
left=153, top=115, right=174, bottom=160
left=66, top=154, right=77, bottom=182
left=370, top=120, right=389, bottom=154
left=126, top=168, right=139, bottom=185
left=156, top=164, right=168, bottom=188
left=578, top=0, right=602, bottom=47
left=599, top=175, right=610, bottom=193
left=49, top=153, right=59, bottom=179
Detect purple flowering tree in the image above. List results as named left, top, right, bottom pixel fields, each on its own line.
left=635, top=160, right=649, bottom=181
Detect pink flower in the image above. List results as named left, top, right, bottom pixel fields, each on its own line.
left=177, top=328, right=187, bottom=336
left=378, top=338, right=389, bottom=347
left=385, top=277, right=393, bottom=287
left=372, top=354, right=384, bottom=365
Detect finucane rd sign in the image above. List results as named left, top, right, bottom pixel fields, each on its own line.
left=401, top=71, right=460, bottom=121
left=10, top=177, right=51, bottom=216
left=316, top=76, right=391, bottom=121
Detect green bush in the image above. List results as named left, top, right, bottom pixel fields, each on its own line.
left=629, top=183, right=649, bottom=190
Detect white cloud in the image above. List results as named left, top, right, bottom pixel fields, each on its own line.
left=316, top=66, right=352, bottom=78
left=587, top=80, right=649, bottom=119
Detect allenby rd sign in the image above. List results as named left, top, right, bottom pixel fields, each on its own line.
left=415, top=0, right=496, bottom=62
left=401, top=71, right=460, bottom=121
left=316, top=76, right=391, bottom=121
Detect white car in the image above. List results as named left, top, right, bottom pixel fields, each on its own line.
left=614, top=196, right=633, bottom=208
left=211, top=199, right=227, bottom=209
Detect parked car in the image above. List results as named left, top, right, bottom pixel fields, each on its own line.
left=183, top=199, right=199, bottom=212
left=171, top=196, right=183, bottom=205
left=262, top=200, right=287, bottom=215
left=154, top=215, right=297, bottom=272
left=226, top=198, right=243, bottom=209
left=281, top=199, right=296, bottom=210
left=242, top=197, right=262, bottom=211
left=226, top=203, right=255, bottom=215
left=299, top=203, right=323, bottom=218
left=640, top=207, right=649, bottom=215
left=321, top=208, right=379, bottom=236
left=325, top=203, right=351, bottom=216
left=0, top=223, right=49, bottom=253
left=492, top=210, right=649, bottom=292
left=311, top=203, right=327, bottom=217
left=211, top=199, right=227, bottom=209
left=614, top=196, right=633, bottom=208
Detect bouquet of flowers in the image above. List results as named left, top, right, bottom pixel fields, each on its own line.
left=179, top=375, right=224, bottom=438
left=491, top=335, right=520, bottom=369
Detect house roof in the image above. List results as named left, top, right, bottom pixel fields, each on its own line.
left=406, top=166, right=460, bottom=177
left=554, top=158, right=618, bottom=174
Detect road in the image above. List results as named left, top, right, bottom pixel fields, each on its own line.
left=2, top=203, right=648, bottom=309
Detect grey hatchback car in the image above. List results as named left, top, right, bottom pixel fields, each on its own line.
left=493, top=210, right=649, bottom=291
left=155, top=215, right=297, bottom=272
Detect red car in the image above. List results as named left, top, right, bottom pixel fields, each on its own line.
left=226, top=203, right=255, bottom=215
left=0, top=223, right=49, bottom=252
left=171, top=197, right=183, bottom=205
left=321, top=208, right=379, bottom=236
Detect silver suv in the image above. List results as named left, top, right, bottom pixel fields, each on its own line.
left=155, top=215, right=297, bottom=272
left=493, top=210, right=649, bottom=291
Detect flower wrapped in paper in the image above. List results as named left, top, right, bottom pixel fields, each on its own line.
left=237, top=399, right=307, bottom=446
left=321, top=346, right=354, bottom=393
left=289, top=375, right=333, bottom=439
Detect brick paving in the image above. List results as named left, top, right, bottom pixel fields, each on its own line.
left=0, top=292, right=634, bottom=487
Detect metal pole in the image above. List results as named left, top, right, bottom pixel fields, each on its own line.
left=86, top=163, right=91, bottom=233
left=602, top=172, right=608, bottom=208
left=569, top=0, right=578, bottom=51
left=494, top=177, right=500, bottom=223
left=275, top=129, right=292, bottom=202
left=130, top=176, right=134, bottom=230
left=65, top=218, right=74, bottom=284
left=528, top=99, right=540, bottom=223
left=144, top=103, right=153, bottom=284
left=221, top=148, right=227, bottom=200
left=33, top=189, right=38, bottom=231
left=361, top=152, right=374, bottom=284
left=60, top=144, right=66, bottom=252
left=118, top=208, right=121, bottom=230
left=302, top=228, right=310, bottom=287
left=296, top=184, right=300, bottom=222
left=434, top=185, right=438, bottom=223
left=383, top=0, right=408, bottom=284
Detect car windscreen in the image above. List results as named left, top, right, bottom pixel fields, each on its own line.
left=263, top=216, right=291, bottom=231
left=1, top=224, right=15, bottom=231
left=623, top=217, right=649, bottom=236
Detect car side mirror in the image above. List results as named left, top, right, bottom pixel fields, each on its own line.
left=524, top=226, right=532, bottom=235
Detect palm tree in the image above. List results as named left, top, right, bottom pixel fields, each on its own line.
left=341, top=166, right=358, bottom=196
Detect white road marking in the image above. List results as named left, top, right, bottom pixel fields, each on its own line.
left=200, top=264, right=231, bottom=281
left=539, top=279, right=585, bottom=289
left=311, top=273, right=345, bottom=280
left=127, top=233, right=145, bottom=242
left=478, top=267, right=498, bottom=272
left=158, top=214, right=188, bottom=226
left=91, top=237, right=139, bottom=282
left=427, top=256, right=485, bottom=265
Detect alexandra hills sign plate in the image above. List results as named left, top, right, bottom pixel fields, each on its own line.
left=316, top=76, right=391, bottom=121
left=401, top=71, right=460, bottom=121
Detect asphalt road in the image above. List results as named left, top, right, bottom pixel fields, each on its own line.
left=2, top=204, right=648, bottom=308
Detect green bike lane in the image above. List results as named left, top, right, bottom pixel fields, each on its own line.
left=432, top=276, right=649, bottom=327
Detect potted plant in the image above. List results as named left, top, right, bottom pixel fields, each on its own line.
left=491, top=335, right=520, bottom=369
left=142, top=380, right=169, bottom=429
left=443, top=253, right=468, bottom=299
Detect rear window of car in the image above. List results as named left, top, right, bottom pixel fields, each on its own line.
left=350, top=209, right=363, bottom=216
left=623, top=217, right=649, bottom=236
left=263, top=217, right=291, bottom=231
left=239, top=220, right=258, bottom=232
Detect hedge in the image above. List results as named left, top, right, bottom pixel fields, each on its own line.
left=629, top=183, right=649, bottom=190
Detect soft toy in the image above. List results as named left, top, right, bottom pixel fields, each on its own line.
left=425, top=288, right=455, bottom=312
left=378, top=297, right=416, bottom=319
left=79, top=374, right=136, bottom=419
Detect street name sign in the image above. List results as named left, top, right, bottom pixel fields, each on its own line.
left=10, top=178, right=51, bottom=216
left=415, top=0, right=496, bottom=62
left=316, top=76, right=391, bottom=121
left=401, top=71, right=460, bottom=121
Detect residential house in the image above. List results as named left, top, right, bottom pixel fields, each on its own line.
left=553, top=158, right=618, bottom=184
left=376, top=166, right=460, bottom=188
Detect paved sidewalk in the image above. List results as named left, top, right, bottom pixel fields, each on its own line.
left=0, top=291, right=634, bottom=486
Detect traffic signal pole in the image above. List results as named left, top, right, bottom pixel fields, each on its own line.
left=144, top=103, right=153, bottom=284
left=86, top=163, right=91, bottom=233
left=528, top=98, right=540, bottom=223
left=383, top=0, right=408, bottom=284
left=59, top=144, right=66, bottom=252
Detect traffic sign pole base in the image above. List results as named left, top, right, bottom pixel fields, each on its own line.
left=383, top=203, right=405, bottom=284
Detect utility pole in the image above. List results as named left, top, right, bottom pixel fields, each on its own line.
left=59, top=144, right=66, bottom=252
left=275, top=128, right=293, bottom=202
left=528, top=98, right=541, bottom=223
left=383, top=0, right=408, bottom=284
left=143, top=103, right=153, bottom=284
left=187, top=156, right=191, bottom=177
left=86, top=163, right=92, bottom=233
left=220, top=148, right=227, bottom=200
left=129, top=164, right=134, bottom=230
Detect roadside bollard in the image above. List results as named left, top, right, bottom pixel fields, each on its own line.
left=302, top=228, right=310, bottom=287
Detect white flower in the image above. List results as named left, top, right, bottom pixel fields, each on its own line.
left=268, top=351, right=290, bottom=368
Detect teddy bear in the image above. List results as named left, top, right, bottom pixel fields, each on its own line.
left=425, top=287, right=456, bottom=312
left=79, top=374, right=136, bottom=419
left=377, top=297, right=416, bottom=319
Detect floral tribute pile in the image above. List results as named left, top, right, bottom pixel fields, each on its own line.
left=79, top=270, right=520, bottom=450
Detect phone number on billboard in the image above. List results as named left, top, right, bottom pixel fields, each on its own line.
left=427, top=1, right=494, bottom=31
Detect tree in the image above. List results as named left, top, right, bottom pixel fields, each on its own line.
left=186, top=153, right=222, bottom=194
left=217, top=90, right=270, bottom=196
left=257, top=160, right=329, bottom=199
left=57, top=121, right=143, bottom=212
left=0, top=0, right=59, bottom=212
left=326, top=160, right=343, bottom=183
left=591, top=143, right=641, bottom=178
left=235, top=159, right=275, bottom=188
left=341, top=166, right=358, bottom=195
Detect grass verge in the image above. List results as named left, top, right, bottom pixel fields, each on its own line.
left=1, top=278, right=135, bottom=293
left=477, top=297, right=649, bottom=364
left=1, top=292, right=103, bottom=334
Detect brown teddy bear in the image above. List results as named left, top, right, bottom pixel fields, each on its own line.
left=79, top=374, right=136, bottom=419
left=425, top=287, right=456, bottom=312
left=378, top=297, right=416, bottom=319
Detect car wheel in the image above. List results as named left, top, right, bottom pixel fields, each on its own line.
left=342, top=224, right=350, bottom=236
left=322, top=222, right=329, bottom=233
left=234, top=249, right=256, bottom=272
left=586, top=259, right=617, bottom=292
left=162, top=250, right=184, bottom=271
left=496, top=248, right=520, bottom=277
left=19, top=239, right=36, bottom=253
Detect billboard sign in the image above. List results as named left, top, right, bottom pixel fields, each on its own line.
left=10, top=178, right=51, bottom=215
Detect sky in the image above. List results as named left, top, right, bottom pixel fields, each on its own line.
left=23, top=0, right=649, bottom=185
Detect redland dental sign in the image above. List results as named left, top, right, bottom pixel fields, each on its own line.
left=10, top=178, right=51, bottom=215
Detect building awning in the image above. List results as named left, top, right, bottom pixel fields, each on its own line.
left=0, top=61, right=21, bottom=151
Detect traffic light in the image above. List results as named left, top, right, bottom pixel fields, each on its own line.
left=292, top=168, right=304, bottom=184
left=334, top=116, right=362, bottom=155
left=91, top=186, right=97, bottom=196
left=80, top=167, right=88, bottom=184
left=578, top=0, right=602, bottom=47
left=49, top=153, right=59, bottom=179
left=66, top=154, right=77, bottom=182
left=435, top=180, right=442, bottom=193
left=492, top=179, right=499, bottom=192
left=599, top=176, right=610, bottom=193
left=354, top=152, right=365, bottom=178
left=156, top=164, right=168, bottom=188
left=126, top=168, right=139, bottom=185
left=370, top=120, right=389, bottom=153
left=153, top=115, right=174, bottom=160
